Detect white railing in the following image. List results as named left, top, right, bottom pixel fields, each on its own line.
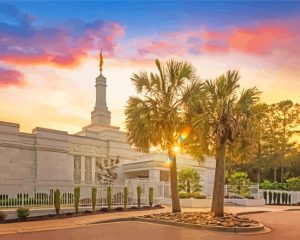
left=259, top=189, right=300, bottom=205
left=0, top=183, right=153, bottom=209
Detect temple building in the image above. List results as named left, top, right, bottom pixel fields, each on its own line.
left=0, top=53, right=215, bottom=198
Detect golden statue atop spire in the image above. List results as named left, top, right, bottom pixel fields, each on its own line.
left=99, top=49, right=104, bottom=73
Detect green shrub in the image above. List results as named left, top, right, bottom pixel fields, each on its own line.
left=107, top=186, right=112, bottom=210
left=17, top=207, right=30, bottom=219
left=277, top=192, right=281, bottom=205
left=286, top=177, right=300, bottom=191
left=149, top=187, right=153, bottom=207
left=263, top=191, right=267, bottom=203
left=179, top=192, right=206, bottom=199
left=137, top=186, right=142, bottom=208
left=268, top=191, right=273, bottom=204
left=91, top=187, right=97, bottom=211
left=54, top=189, right=61, bottom=215
left=0, top=211, right=7, bottom=221
left=273, top=192, right=277, bottom=204
left=74, top=187, right=80, bottom=213
left=227, top=171, right=251, bottom=198
left=124, top=187, right=128, bottom=209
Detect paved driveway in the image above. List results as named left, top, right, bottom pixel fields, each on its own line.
left=0, top=211, right=299, bottom=240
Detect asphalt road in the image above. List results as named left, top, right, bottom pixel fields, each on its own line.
left=1, top=211, right=299, bottom=240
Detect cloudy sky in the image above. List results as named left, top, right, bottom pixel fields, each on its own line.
left=0, top=0, right=300, bottom=133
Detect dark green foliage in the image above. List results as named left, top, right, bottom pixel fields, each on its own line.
left=179, top=192, right=206, bottom=199
left=178, top=168, right=202, bottom=193
left=0, top=211, right=7, bottom=221
left=124, top=187, right=128, bottom=209
left=91, top=187, right=97, bottom=211
left=54, top=189, right=61, bottom=215
left=17, top=207, right=30, bottom=219
left=107, top=186, right=112, bottom=210
left=273, top=192, right=277, bottom=204
left=277, top=192, right=281, bottom=205
left=281, top=192, right=285, bottom=204
left=137, top=186, right=142, bottom=208
left=74, top=187, right=80, bottom=213
left=286, top=177, right=300, bottom=191
left=149, top=187, right=153, bottom=207
left=263, top=191, right=267, bottom=204
left=268, top=191, right=273, bottom=204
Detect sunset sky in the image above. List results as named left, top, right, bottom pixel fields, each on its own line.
left=0, top=1, right=300, bottom=133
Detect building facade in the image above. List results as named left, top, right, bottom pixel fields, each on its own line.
left=0, top=63, right=215, bottom=198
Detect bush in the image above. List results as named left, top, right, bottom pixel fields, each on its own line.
left=227, top=171, right=251, bottom=198
left=124, top=187, right=128, bottom=209
left=91, top=187, right=97, bottom=211
left=107, top=186, right=112, bottom=210
left=74, top=187, right=80, bottom=213
left=149, top=187, right=153, bottom=207
left=277, top=192, right=281, bottom=205
left=268, top=191, right=273, bottom=204
left=286, top=177, right=300, bottom=191
left=17, top=207, right=30, bottom=219
left=137, top=186, right=142, bottom=208
left=54, top=189, right=61, bottom=215
left=179, top=192, right=206, bottom=199
left=0, top=211, right=7, bottom=221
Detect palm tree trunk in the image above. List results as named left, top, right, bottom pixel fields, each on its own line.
left=168, top=151, right=181, bottom=213
left=211, top=137, right=226, bottom=217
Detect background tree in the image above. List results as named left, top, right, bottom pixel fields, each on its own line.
left=178, top=168, right=202, bottom=193
left=268, top=100, right=300, bottom=182
left=125, top=59, right=199, bottom=213
left=190, top=70, right=260, bottom=217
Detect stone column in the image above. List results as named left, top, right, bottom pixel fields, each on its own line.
left=81, top=156, right=85, bottom=184
left=149, top=169, right=160, bottom=181
left=92, top=157, right=96, bottom=184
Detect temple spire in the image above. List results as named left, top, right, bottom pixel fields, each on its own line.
left=99, top=49, right=104, bottom=73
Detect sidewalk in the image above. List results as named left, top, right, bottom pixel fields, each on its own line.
left=0, top=205, right=299, bottom=235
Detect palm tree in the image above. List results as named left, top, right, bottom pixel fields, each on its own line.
left=178, top=168, right=202, bottom=193
left=191, top=70, right=260, bottom=217
left=125, top=59, right=199, bottom=213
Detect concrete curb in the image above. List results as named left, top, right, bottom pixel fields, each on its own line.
left=90, top=217, right=265, bottom=233
left=134, top=217, right=265, bottom=233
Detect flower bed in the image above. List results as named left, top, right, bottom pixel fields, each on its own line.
left=139, top=212, right=264, bottom=232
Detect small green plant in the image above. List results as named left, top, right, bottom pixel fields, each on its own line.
left=54, top=189, right=61, bottom=215
left=277, top=192, right=281, bottom=205
left=17, top=207, right=30, bottom=220
left=124, top=187, right=128, bottom=209
left=273, top=192, right=277, bottom=204
left=137, top=186, right=142, bottom=208
left=91, top=187, right=97, bottom=211
left=268, top=191, right=273, bottom=204
left=107, top=186, right=112, bottom=210
left=286, top=177, right=300, bottom=191
left=0, top=211, right=7, bottom=221
left=149, top=187, right=153, bottom=207
left=263, top=191, right=267, bottom=204
left=74, top=187, right=80, bottom=213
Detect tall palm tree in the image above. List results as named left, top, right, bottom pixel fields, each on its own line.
left=191, top=70, right=260, bottom=217
left=125, top=59, right=199, bottom=213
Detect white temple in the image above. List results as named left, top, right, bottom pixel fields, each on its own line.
left=0, top=53, right=215, bottom=198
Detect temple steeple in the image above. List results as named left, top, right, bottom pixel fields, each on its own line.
left=91, top=50, right=111, bottom=126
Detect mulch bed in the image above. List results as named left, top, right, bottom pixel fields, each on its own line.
left=0, top=205, right=163, bottom=224
left=141, top=212, right=260, bottom=228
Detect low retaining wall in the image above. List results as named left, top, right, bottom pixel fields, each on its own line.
left=156, top=198, right=212, bottom=208
left=224, top=198, right=265, bottom=206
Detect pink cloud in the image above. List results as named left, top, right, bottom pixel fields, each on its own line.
left=0, top=67, right=25, bottom=87
left=136, top=18, right=300, bottom=61
left=0, top=8, right=125, bottom=67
